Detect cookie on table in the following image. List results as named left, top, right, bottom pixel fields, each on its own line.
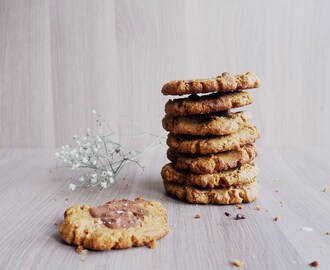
left=161, top=72, right=260, bottom=96
left=162, top=111, right=252, bottom=136
left=167, top=144, right=258, bottom=174
left=161, top=163, right=259, bottom=188
left=167, top=126, right=260, bottom=155
left=163, top=179, right=259, bottom=204
left=59, top=197, right=169, bottom=251
left=165, top=91, right=253, bottom=116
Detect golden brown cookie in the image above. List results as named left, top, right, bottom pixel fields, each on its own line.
left=167, top=144, right=258, bottom=174
left=161, top=72, right=260, bottom=96
left=167, top=126, right=260, bottom=154
left=163, top=179, right=259, bottom=204
left=161, top=163, right=259, bottom=188
left=165, top=91, right=253, bottom=116
left=59, top=197, right=169, bottom=251
left=162, top=111, right=251, bottom=136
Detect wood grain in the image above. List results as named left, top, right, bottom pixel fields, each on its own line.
left=0, top=147, right=330, bottom=269
left=0, top=0, right=330, bottom=147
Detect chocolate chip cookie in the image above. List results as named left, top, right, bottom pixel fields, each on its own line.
left=167, top=126, right=260, bottom=154
left=161, top=163, right=259, bottom=188
left=165, top=91, right=253, bottom=116
left=167, top=144, right=257, bottom=174
left=163, top=179, right=259, bottom=204
left=161, top=72, right=260, bottom=96
left=162, top=111, right=252, bottom=136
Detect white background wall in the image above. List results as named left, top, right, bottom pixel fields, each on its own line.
left=0, top=0, right=329, bottom=147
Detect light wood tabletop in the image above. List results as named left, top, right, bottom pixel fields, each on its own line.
left=0, top=146, right=330, bottom=270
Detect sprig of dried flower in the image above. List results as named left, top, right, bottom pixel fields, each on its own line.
left=55, top=110, right=164, bottom=190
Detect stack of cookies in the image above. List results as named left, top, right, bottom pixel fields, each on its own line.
left=161, top=72, right=261, bottom=205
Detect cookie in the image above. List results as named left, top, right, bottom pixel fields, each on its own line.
left=161, top=72, right=260, bottom=96
left=167, top=126, right=260, bottom=154
left=59, top=197, right=169, bottom=251
left=162, top=111, right=252, bottom=136
left=163, top=179, right=259, bottom=204
left=161, top=163, right=259, bottom=188
left=165, top=91, right=253, bottom=116
left=167, top=144, right=257, bottom=174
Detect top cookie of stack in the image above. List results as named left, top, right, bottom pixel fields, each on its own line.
left=161, top=72, right=261, bottom=205
left=162, top=72, right=260, bottom=96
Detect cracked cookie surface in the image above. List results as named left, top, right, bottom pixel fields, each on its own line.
left=162, top=111, right=252, bottom=136
left=59, top=197, right=169, bottom=251
left=163, top=179, right=259, bottom=204
left=165, top=91, right=253, bottom=116
left=167, top=144, right=257, bottom=174
left=167, top=126, right=260, bottom=154
left=161, top=72, right=260, bottom=96
left=161, top=163, right=259, bottom=188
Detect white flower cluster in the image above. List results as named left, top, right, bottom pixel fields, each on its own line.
left=55, top=110, right=142, bottom=190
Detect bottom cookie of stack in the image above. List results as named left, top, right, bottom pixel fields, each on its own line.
left=163, top=179, right=259, bottom=205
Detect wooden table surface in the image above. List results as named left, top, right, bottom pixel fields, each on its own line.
left=1, top=146, right=330, bottom=270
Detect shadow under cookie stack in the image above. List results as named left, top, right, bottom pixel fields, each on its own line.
left=161, top=72, right=261, bottom=205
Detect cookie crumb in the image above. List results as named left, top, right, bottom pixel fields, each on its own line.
left=225, top=212, right=230, bottom=217
left=234, top=214, right=246, bottom=220
left=54, top=222, right=58, bottom=226
left=274, top=216, right=281, bottom=222
left=148, top=239, right=156, bottom=249
left=236, top=205, right=243, bottom=210
left=76, top=245, right=84, bottom=254
left=326, top=231, right=330, bottom=235
left=309, top=261, right=318, bottom=267
left=232, top=260, right=243, bottom=267
left=275, top=190, right=279, bottom=193
left=195, top=214, right=201, bottom=219
left=322, top=187, right=327, bottom=192
left=256, top=206, right=262, bottom=211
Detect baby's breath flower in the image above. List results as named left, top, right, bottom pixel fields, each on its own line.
left=55, top=111, right=163, bottom=190
left=100, top=181, right=107, bottom=189
left=90, top=174, right=98, bottom=184
left=68, top=183, right=76, bottom=191
left=72, top=162, right=80, bottom=169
